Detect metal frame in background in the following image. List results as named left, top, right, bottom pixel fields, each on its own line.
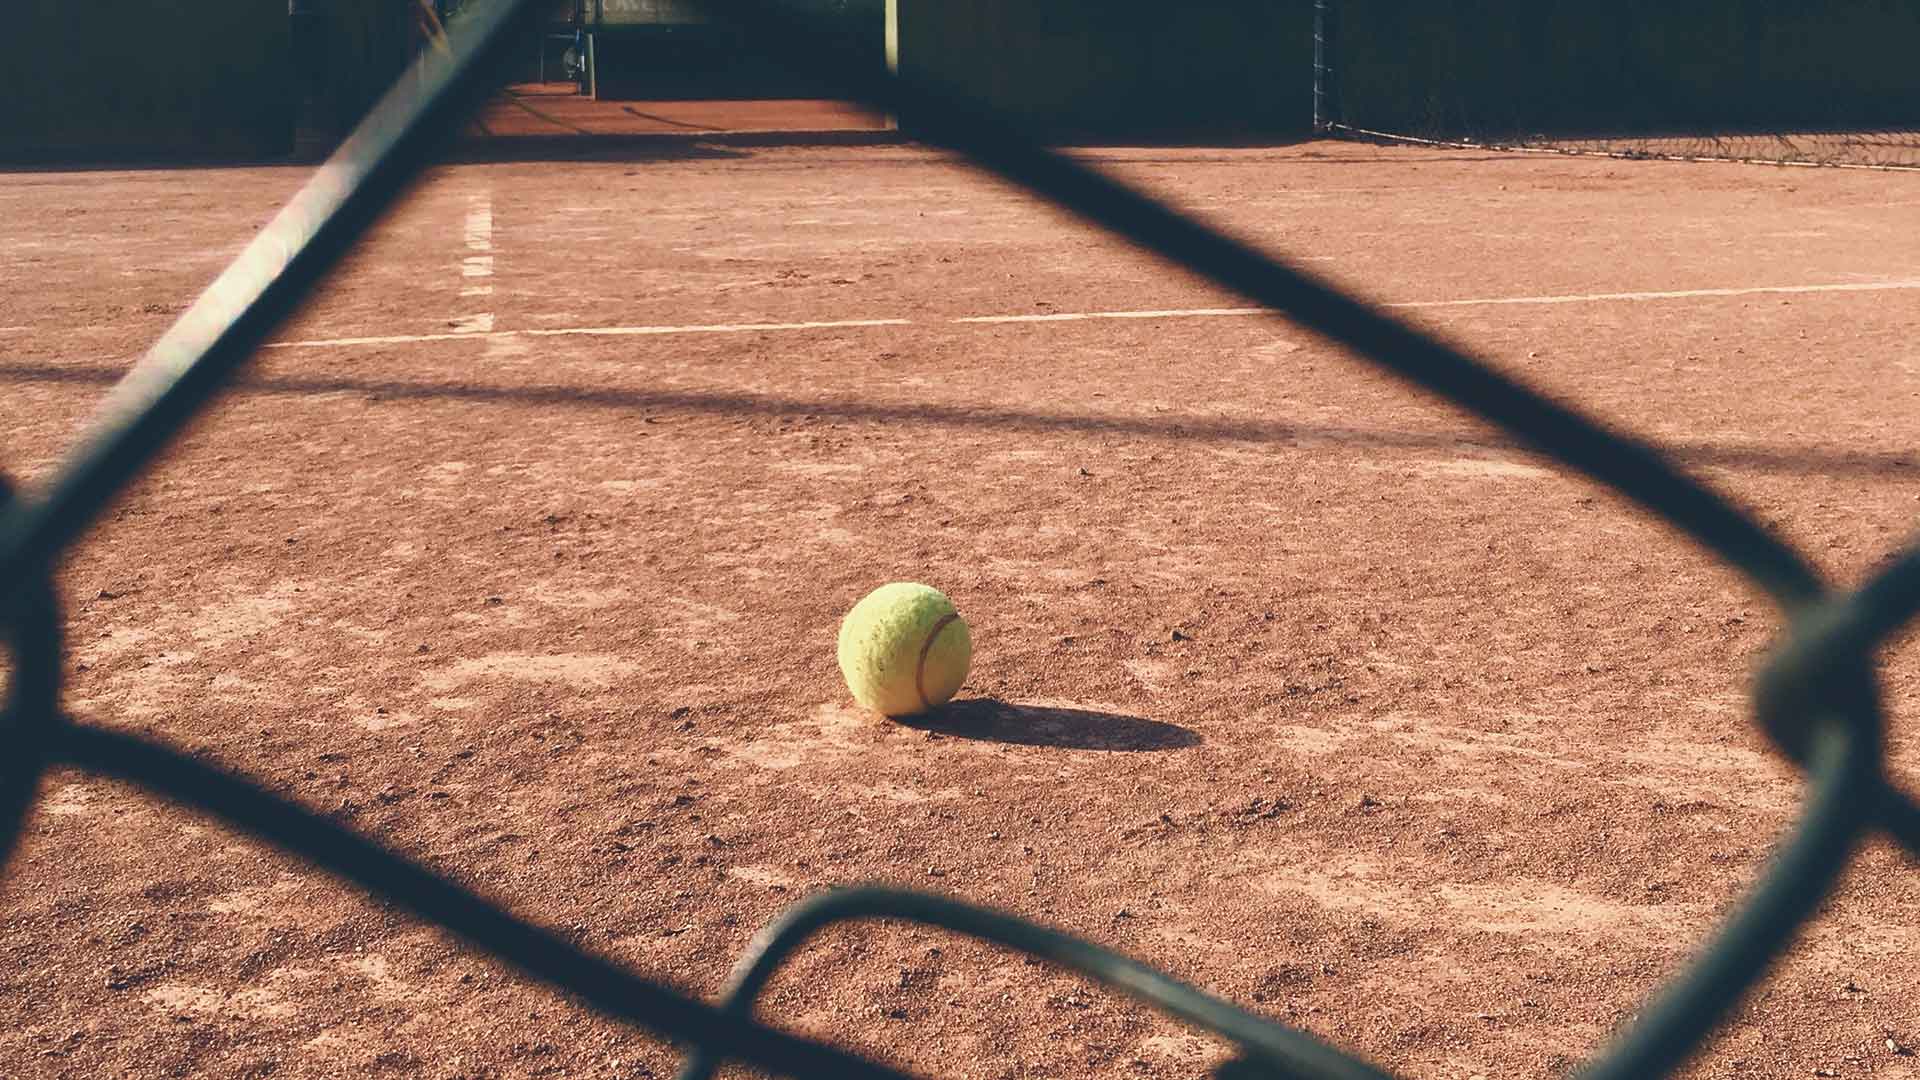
left=534, top=0, right=589, bottom=87
left=4, top=1, right=1920, bottom=1078
left=1312, top=0, right=1338, bottom=133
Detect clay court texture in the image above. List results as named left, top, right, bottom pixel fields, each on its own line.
left=3, top=138, right=1920, bottom=1078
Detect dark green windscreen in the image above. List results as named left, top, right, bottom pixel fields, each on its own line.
left=1, top=0, right=294, bottom=160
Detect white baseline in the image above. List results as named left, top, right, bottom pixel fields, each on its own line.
left=266, top=318, right=912, bottom=350
left=263, top=278, right=1920, bottom=349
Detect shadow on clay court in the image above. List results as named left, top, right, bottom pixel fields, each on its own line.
left=4, top=363, right=1918, bottom=483
left=0, top=135, right=811, bottom=174
left=0, top=145, right=1535, bottom=176
left=897, top=698, right=1201, bottom=752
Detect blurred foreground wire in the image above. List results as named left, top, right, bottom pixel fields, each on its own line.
left=3, top=2, right=1917, bottom=1077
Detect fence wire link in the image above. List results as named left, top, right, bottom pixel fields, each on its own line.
left=3, top=1, right=1918, bottom=1077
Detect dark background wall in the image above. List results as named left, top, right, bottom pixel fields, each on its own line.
left=0, top=0, right=293, bottom=160
left=7, top=1, right=1913, bottom=161
left=311, top=0, right=417, bottom=137
left=586, top=0, right=884, bottom=100
left=896, top=0, right=1920, bottom=142
left=896, top=0, right=1313, bottom=141
left=1333, top=0, right=1920, bottom=136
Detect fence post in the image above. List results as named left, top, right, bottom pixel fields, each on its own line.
left=1312, top=0, right=1338, bottom=132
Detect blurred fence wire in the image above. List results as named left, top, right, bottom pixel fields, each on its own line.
left=3, top=2, right=1917, bottom=1077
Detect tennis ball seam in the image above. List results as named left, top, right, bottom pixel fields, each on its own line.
left=915, top=611, right=961, bottom=710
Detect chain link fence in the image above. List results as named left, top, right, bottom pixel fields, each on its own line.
left=5, top=2, right=1918, bottom=1077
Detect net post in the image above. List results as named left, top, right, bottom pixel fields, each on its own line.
left=884, top=0, right=900, bottom=131
left=1312, top=0, right=1339, bottom=133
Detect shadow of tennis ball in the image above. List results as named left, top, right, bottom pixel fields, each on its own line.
left=899, top=699, right=1201, bottom=752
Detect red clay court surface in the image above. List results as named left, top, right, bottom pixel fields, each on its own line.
left=3, top=141, right=1920, bottom=1078
left=472, top=82, right=892, bottom=139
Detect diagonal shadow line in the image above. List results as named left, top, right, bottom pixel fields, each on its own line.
left=3, top=362, right=1915, bottom=482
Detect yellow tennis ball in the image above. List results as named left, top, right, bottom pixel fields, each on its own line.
left=837, top=582, right=973, bottom=717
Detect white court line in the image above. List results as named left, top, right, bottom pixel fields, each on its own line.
left=265, top=318, right=912, bottom=350
left=1386, top=279, right=1920, bottom=309
left=268, top=331, right=499, bottom=348
left=957, top=307, right=1262, bottom=324
left=261, top=279, right=1920, bottom=350
left=464, top=197, right=493, bottom=251
left=962, top=280, right=1920, bottom=324
left=521, top=318, right=912, bottom=338
left=0, top=326, right=29, bottom=333
left=454, top=192, right=495, bottom=333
